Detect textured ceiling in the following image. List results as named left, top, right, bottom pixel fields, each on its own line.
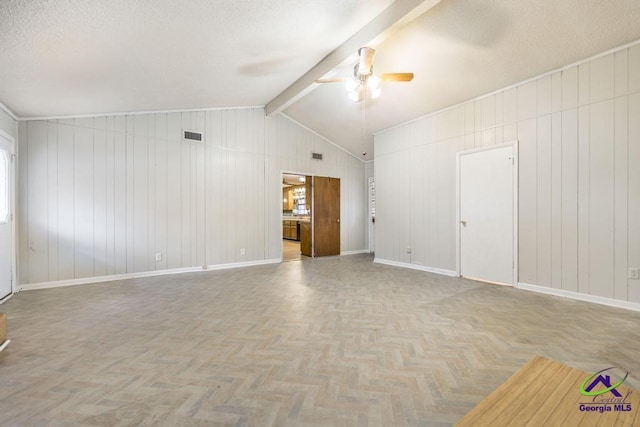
left=1, top=0, right=640, bottom=161
left=0, top=0, right=393, bottom=116
left=284, top=0, right=640, bottom=159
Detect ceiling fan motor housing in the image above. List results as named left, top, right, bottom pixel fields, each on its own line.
left=356, top=47, right=375, bottom=77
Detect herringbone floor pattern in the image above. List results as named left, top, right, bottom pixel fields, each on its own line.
left=0, top=254, right=639, bottom=426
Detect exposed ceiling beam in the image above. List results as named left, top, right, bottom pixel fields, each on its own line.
left=265, top=0, right=441, bottom=116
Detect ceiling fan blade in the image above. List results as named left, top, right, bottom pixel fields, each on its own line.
left=380, top=72, right=414, bottom=82
left=315, top=77, right=348, bottom=83
left=357, top=47, right=375, bottom=76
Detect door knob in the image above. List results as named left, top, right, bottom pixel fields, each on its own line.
left=460, top=220, right=467, bottom=226
left=337, top=218, right=340, bottom=223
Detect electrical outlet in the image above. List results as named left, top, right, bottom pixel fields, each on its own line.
left=155, top=253, right=162, bottom=262
left=240, top=248, right=246, bottom=256
left=630, top=268, right=639, bottom=280
left=406, top=246, right=412, bottom=254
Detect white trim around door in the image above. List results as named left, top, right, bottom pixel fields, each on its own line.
left=0, top=129, right=16, bottom=302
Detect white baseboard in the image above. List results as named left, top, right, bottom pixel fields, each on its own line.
left=373, top=258, right=458, bottom=277
left=517, top=282, right=640, bottom=313
left=17, top=258, right=281, bottom=292
left=341, top=250, right=370, bottom=256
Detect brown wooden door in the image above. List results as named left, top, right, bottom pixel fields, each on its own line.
left=300, top=176, right=313, bottom=257
left=313, top=176, right=340, bottom=257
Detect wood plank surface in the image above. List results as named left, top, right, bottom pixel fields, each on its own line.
left=456, top=356, right=640, bottom=426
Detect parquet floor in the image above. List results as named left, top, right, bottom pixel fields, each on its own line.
left=0, top=254, right=639, bottom=426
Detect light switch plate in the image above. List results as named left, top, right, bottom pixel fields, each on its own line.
left=630, top=268, right=639, bottom=280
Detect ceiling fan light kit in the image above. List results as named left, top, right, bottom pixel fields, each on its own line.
left=316, top=46, right=414, bottom=102
left=313, top=46, right=416, bottom=158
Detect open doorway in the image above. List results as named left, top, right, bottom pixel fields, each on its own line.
left=282, top=173, right=311, bottom=261
left=281, top=173, right=341, bottom=261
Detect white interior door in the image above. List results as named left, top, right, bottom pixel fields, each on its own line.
left=0, top=133, right=13, bottom=299
left=459, top=144, right=516, bottom=285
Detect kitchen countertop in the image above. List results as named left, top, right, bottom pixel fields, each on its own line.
left=282, top=217, right=310, bottom=223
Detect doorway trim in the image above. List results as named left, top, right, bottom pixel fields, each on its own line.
left=0, top=129, right=16, bottom=302
left=455, top=140, right=519, bottom=286
left=280, top=170, right=314, bottom=261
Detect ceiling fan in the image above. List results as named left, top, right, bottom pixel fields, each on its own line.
left=315, top=47, right=414, bottom=102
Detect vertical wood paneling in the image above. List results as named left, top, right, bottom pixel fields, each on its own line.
left=614, top=97, right=628, bottom=301
left=437, top=141, right=452, bottom=270
left=93, top=122, right=107, bottom=277
left=588, top=101, right=615, bottom=298
left=26, top=121, right=48, bottom=283
left=561, top=109, right=579, bottom=292
left=372, top=41, right=638, bottom=305
left=589, top=54, right=614, bottom=104
left=154, top=114, right=167, bottom=271
left=536, top=115, right=552, bottom=287
left=57, top=123, right=76, bottom=279
left=550, top=112, right=562, bottom=288
left=0, top=110, right=16, bottom=139
left=133, top=117, right=149, bottom=273
left=503, top=88, right=517, bottom=124
left=113, top=117, right=127, bottom=275
left=481, top=95, right=495, bottom=129
left=18, top=122, right=29, bottom=283
left=195, top=120, right=205, bottom=266
left=166, top=114, right=182, bottom=269
left=208, top=111, right=223, bottom=264
left=577, top=106, right=590, bottom=294
left=180, top=113, right=192, bottom=267
left=551, top=72, right=562, bottom=112
left=628, top=45, right=640, bottom=94
left=147, top=115, right=156, bottom=271
left=628, top=93, right=640, bottom=303
left=47, top=122, right=59, bottom=281
left=517, top=81, right=537, bottom=121
left=73, top=119, right=95, bottom=279
left=409, top=138, right=423, bottom=263
left=562, top=67, right=579, bottom=110
left=578, top=63, right=590, bottom=106
left=18, top=108, right=366, bottom=285
left=125, top=117, right=135, bottom=273
left=104, top=117, right=115, bottom=275
left=495, top=92, right=504, bottom=126
left=464, top=102, right=475, bottom=134
left=518, top=118, right=537, bottom=284
left=614, top=50, right=628, bottom=98
left=537, top=76, right=552, bottom=116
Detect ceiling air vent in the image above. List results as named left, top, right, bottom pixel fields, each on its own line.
left=312, top=152, right=323, bottom=160
left=184, top=130, right=203, bottom=142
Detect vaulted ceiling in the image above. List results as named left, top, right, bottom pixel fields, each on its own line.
left=1, top=0, right=640, bottom=160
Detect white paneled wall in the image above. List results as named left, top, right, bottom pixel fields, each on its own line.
left=17, top=108, right=366, bottom=286
left=0, top=109, right=16, bottom=139
left=375, top=42, right=640, bottom=305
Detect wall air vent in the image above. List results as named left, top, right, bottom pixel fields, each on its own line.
left=184, top=130, right=203, bottom=142
left=312, top=152, right=323, bottom=160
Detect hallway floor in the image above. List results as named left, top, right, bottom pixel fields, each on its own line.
left=282, top=239, right=302, bottom=261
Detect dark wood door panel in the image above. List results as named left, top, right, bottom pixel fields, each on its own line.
left=313, top=176, right=340, bottom=257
